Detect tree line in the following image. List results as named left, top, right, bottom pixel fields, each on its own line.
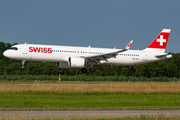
left=0, top=42, right=179, bottom=78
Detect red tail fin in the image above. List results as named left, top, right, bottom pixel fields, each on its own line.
left=147, top=29, right=171, bottom=49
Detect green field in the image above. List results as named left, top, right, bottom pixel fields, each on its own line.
left=1, top=75, right=180, bottom=82
left=0, top=83, right=180, bottom=110
left=0, top=93, right=180, bottom=110
left=1, top=83, right=180, bottom=119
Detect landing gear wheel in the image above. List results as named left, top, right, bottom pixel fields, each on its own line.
left=90, top=68, right=96, bottom=72
left=81, top=68, right=87, bottom=73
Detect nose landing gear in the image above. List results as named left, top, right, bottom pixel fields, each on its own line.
left=21, top=60, right=25, bottom=69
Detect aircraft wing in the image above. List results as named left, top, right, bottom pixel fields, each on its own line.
left=82, top=40, right=133, bottom=64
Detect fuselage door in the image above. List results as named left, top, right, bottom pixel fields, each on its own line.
left=143, top=52, right=147, bottom=61
left=22, top=45, right=27, bottom=54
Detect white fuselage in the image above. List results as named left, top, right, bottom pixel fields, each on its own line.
left=3, top=44, right=171, bottom=66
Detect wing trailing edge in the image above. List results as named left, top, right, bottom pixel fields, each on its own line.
left=84, top=40, right=133, bottom=64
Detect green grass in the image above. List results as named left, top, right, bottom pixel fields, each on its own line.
left=0, top=93, right=180, bottom=110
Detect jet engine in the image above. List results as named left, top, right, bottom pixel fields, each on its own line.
left=56, top=57, right=85, bottom=68
left=68, top=57, right=85, bottom=68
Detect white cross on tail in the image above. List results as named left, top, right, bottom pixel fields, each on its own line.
left=157, top=35, right=166, bottom=46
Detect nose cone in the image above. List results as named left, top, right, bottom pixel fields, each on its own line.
left=3, top=50, right=15, bottom=58
left=3, top=50, right=8, bottom=57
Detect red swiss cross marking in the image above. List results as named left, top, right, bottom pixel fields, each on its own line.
left=147, top=32, right=170, bottom=49
left=157, top=35, right=166, bottom=46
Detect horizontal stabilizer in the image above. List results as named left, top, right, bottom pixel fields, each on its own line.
left=154, top=53, right=172, bottom=58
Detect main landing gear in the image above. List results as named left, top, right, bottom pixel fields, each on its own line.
left=89, top=63, right=96, bottom=73
left=90, top=68, right=96, bottom=72
left=81, top=68, right=87, bottom=73
left=81, top=64, right=96, bottom=73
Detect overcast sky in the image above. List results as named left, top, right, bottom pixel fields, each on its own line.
left=0, top=0, right=179, bottom=53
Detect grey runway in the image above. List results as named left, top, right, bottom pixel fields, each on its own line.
left=0, top=110, right=180, bottom=119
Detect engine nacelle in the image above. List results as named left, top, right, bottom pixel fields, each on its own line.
left=68, top=57, right=85, bottom=68
left=57, top=57, right=85, bottom=68
left=56, top=62, right=71, bottom=68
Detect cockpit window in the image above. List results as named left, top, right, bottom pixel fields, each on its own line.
left=10, top=47, right=18, bottom=50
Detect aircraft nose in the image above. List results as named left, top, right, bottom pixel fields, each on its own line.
left=3, top=50, right=8, bottom=57
left=3, top=50, right=14, bottom=58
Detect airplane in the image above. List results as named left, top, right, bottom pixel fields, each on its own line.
left=3, top=29, right=172, bottom=73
